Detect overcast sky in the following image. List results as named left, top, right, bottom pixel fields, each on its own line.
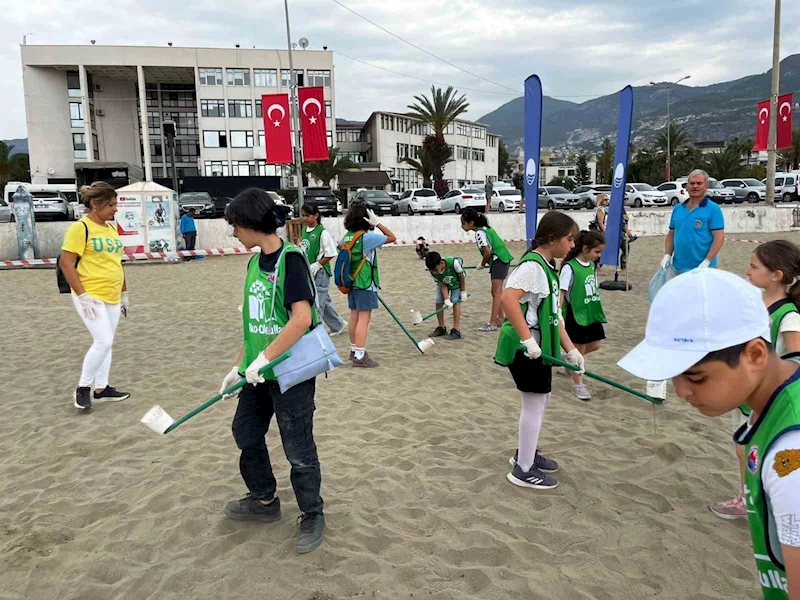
left=2, top=0, right=799, bottom=140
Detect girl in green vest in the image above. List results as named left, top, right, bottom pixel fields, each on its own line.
left=300, top=202, right=348, bottom=336
left=460, top=208, right=513, bottom=332
left=218, top=188, right=326, bottom=555
left=559, top=230, right=607, bottom=402
left=710, top=240, right=800, bottom=521
left=495, top=211, right=585, bottom=491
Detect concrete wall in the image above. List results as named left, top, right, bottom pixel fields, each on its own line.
left=93, top=76, right=140, bottom=165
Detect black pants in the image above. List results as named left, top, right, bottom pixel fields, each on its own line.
left=232, top=378, right=323, bottom=515
left=183, top=232, right=197, bottom=250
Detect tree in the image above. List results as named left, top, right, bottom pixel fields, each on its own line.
left=407, top=86, right=469, bottom=136
left=547, top=175, right=576, bottom=191
left=401, top=148, right=439, bottom=188
left=705, top=146, right=743, bottom=180
left=671, top=146, right=705, bottom=181
left=575, top=153, right=591, bottom=185
left=778, top=129, right=800, bottom=171
left=422, top=134, right=453, bottom=185
left=655, top=123, right=691, bottom=158
left=0, top=141, right=14, bottom=189
left=497, top=140, right=512, bottom=178
left=9, top=154, right=30, bottom=183
left=596, top=138, right=614, bottom=184
left=302, top=147, right=359, bottom=188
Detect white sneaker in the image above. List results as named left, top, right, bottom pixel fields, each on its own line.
left=572, top=383, right=591, bottom=401
left=332, top=322, right=348, bottom=336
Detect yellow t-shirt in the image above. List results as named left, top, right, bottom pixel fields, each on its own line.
left=61, top=217, right=125, bottom=304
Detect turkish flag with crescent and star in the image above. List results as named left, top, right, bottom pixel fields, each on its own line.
left=753, top=99, right=770, bottom=152
left=298, top=86, right=329, bottom=161
left=753, top=93, right=793, bottom=152
left=261, top=93, right=293, bottom=164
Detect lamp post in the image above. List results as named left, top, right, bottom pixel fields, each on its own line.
left=765, top=0, right=781, bottom=206
left=283, top=0, right=305, bottom=210
left=650, top=75, right=691, bottom=181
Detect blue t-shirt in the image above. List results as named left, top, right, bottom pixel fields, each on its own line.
left=359, top=231, right=386, bottom=292
left=180, top=214, right=196, bottom=234
left=669, top=198, right=724, bottom=272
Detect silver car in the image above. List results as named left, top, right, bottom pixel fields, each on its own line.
left=575, top=184, right=612, bottom=209
left=0, top=197, right=12, bottom=223
left=720, top=178, right=766, bottom=203
left=31, top=191, right=73, bottom=220
left=538, top=186, right=584, bottom=210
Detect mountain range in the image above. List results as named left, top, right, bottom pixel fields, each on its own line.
left=478, top=54, right=800, bottom=153
left=1, top=138, right=28, bottom=156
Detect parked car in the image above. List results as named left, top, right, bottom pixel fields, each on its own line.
left=625, top=183, right=668, bottom=208
left=575, top=184, right=612, bottom=209
left=299, top=187, right=339, bottom=216
left=706, top=178, right=739, bottom=204
left=0, top=196, right=12, bottom=223
left=490, top=188, right=522, bottom=212
left=212, top=196, right=234, bottom=217
left=656, top=181, right=689, bottom=206
left=395, top=188, right=441, bottom=215
left=720, top=178, right=766, bottom=203
left=179, top=192, right=215, bottom=218
left=352, top=189, right=396, bottom=216
left=28, top=191, right=74, bottom=221
left=538, top=186, right=584, bottom=210
left=773, top=173, right=800, bottom=202
left=388, top=192, right=401, bottom=202
left=440, top=188, right=486, bottom=214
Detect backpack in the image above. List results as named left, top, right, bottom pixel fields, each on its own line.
left=56, top=221, right=88, bottom=294
left=334, top=231, right=368, bottom=294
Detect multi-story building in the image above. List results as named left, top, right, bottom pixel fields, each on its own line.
left=20, top=44, right=335, bottom=189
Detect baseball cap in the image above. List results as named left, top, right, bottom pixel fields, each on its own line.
left=618, top=269, right=770, bottom=381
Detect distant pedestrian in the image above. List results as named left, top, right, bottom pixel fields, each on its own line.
left=484, top=177, right=494, bottom=212
left=181, top=208, right=197, bottom=253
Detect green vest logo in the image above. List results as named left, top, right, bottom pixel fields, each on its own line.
left=583, top=273, right=600, bottom=305
left=550, top=279, right=560, bottom=326
left=300, top=237, right=312, bottom=255
left=247, top=280, right=281, bottom=335
left=760, top=570, right=788, bottom=592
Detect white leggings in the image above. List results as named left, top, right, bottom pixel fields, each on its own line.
left=71, top=294, right=121, bottom=389
left=517, top=392, right=551, bottom=472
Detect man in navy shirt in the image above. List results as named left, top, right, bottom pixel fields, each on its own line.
left=662, top=169, right=725, bottom=274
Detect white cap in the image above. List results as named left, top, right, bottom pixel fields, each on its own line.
left=618, top=269, right=770, bottom=381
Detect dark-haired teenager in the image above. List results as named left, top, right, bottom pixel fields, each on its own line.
left=219, top=188, right=325, bottom=555
left=425, top=251, right=468, bottom=340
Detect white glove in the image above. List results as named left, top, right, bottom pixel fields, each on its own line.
left=245, top=352, right=270, bottom=385
left=521, top=337, right=541, bottom=360
left=309, top=262, right=322, bottom=278
left=699, top=259, right=710, bottom=269
left=564, top=348, right=586, bottom=374
left=444, top=299, right=454, bottom=309
left=121, top=291, right=129, bottom=317
left=660, top=254, right=672, bottom=269
left=220, top=366, right=243, bottom=397
left=461, top=291, right=469, bottom=302
left=78, top=293, right=98, bottom=320
left=475, top=264, right=485, bottom=271
left=365, top=209, right=380, bottom=227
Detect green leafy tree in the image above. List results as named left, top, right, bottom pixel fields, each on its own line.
left=401, top=147, right=444, bottom=189
left=705, top=146, right=743, bottom=180
left=596, top=138, right=614, bottom=184
left=302, top=147, right=359, bottom=188
left=497, top=140, right=512, bottom=178
left=9, top=153, right=30, bottom=183
left=778, top=129, right=800, bottom=171
left=671, top=146, right=705, bottom=181
left=655, top=123, right=691, bottom=159
left=0, top=141, right=14, bottom=189
left=547, top=175, right=576, bottom=191
left=407, top=86, right=469, bottom=136
left=575, top=153, right=591, bottom=185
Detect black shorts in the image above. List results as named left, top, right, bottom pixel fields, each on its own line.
left=490, top=260, right=510, bottom=280
left=564, top=302, right=606, bottom=345
left=508, top=350, right=552, bottom=393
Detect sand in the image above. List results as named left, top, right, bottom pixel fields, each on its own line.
left=1, top=232, right=796, bottom=599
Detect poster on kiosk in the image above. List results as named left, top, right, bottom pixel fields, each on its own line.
left=114, top=182, right=178, bottom=254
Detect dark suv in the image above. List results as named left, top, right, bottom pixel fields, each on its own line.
left=297, top=187, right=339, bottom=216
left=352, top=189, right=396, bottom=216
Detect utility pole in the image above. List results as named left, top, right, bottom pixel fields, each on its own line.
left=284, top=0, right=304, bottom=209
left=765, top=0, right=781, bottom=206
left=650, top=75, right=690, bottom=181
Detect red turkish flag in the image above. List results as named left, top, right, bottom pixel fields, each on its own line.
left=777, top=93, right=793, bottom=150
left=753, top=99, right=770, bottom=152
left=298, top=86, right=328, bottom=162
left=261, top=93, right=293, bottom=164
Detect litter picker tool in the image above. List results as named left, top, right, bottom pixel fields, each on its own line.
left=411, top=300, right=463, bottom=326
left=377, top=295, right=435, bottom=354
left=141, top=350, right=293, bottom=435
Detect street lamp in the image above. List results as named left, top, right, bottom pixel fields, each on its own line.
left=650, top=75, right=691, bottom=181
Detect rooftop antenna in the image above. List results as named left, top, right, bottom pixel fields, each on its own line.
left=22, top=33, right=33, bottom=45
left=299, top=37, right=309, bottom=50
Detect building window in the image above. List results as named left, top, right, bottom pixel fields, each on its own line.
left=231, top=160, right=257, bottom=176
left=325, top=101, right=332, bottom=118
left=147, top=111, right=161, bottom=136
left=69, top=103, right=84, bottom=128
left=471, top=148, right=485, bottom=162
left=67, top=71, right=81, bottom=97
left=281, top=69, right=304, bottom=87
left=93, top=134, right=99, bottom=160
left=163, top=112, right=198, bottom=136
left=228, top=100, right=252, bottom=118
left=203, top=131, right=227, bottom=148
left=149, top=140, right=163, bottom=161
left=336, top=131, right=346, bottom=143
left=161, top=85, right=196, bottom=108
left=257, top=131, right=265, bottom=147
left=254, top=68, right=278, bottom=87
left=307, top=70, right=331, bottom=87
left=72, top=133, right=87, bottom=159
left=199, top=68, right=224, bottom=86
left=397, top=143, right=409, bottom=159
left=152, top=167, right=164, bottom=178
left=227, top=68, right=250, bottom=86
left=230, top=131, right=254, bottom=148
left=201, top=99, right=225, bottom=118
left=146, top=89, right=159, bottom=108
left=456, top=123, right=470, bottom=136
left=327, top=131, right=333, bottom=148
left=204, top=161, right=229, bottom=176
left=473, top=127, right=485, bottom=139
left=174, top=140, right=199, bottom=162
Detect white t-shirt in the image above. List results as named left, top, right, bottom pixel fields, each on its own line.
left=504, top=253, right=557, bottom=343
left=776, top=312, right=800, bottom=358
left=306, top=226, right=338, bottom=262
left=451, top=257, right=465, bottom=274
left=559, top=258, right=592, bottom=297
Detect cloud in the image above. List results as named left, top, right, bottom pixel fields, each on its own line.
left=1, top=0, right=799, bottom=139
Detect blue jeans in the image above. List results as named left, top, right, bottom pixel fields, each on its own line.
left=435, top=287, right=462, bottom=304
left=314, top=269, right=346, bottom=331
left=232, top=378, right=324, bottom=515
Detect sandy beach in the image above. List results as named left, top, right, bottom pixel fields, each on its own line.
left=1, top=232, right=796, bottom=600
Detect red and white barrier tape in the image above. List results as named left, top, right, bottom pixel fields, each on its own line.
left=725, top=237, right=767, bottom=245
left=1, top=247, right=256, bottom=269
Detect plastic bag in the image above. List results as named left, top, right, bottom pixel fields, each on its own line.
left=648, top=265, right=675, bottom=303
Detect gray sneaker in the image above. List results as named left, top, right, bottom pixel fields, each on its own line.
left=506, top=464, right=559, bottom=490
left=477, top=322, right=498, bottom=332
left=296, top=513, right=326, bottom=554
left=445, top=328, right=462, bottom=340
left=224, top=494, right=281, bottom=522
left=572, top=383, right=592, bottom=401
left=353, top=353, right=379, bottom=368
left=508, top=449, right=559, bottom=473
left=431, top=326, right=448, bottom=337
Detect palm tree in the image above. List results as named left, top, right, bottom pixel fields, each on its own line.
left=401, top=147, right=453, bottom=188
left=706, top=146, right=743, bottom=180
left=0, top=141, right=14, bottom=189
left=778, top=130, right=800, bottom=171
left=596, top=138, right=614, bottom=184
left=655, top=123, right=691, bottom=158
left=302, top=147, right=360, bottom=188
left=407, top=86, right=469, bottom=135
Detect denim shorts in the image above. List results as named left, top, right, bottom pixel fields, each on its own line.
left=348, top=289, right=379, bottom=311
left=435, top=287, right=462, bottom=305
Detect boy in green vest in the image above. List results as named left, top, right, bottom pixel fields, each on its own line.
left=424, top=251, right=469, bottom=340
left=619, top=268, right=800, bottom=599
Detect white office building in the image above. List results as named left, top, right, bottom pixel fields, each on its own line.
left=20, top=44, right=335, bottom=187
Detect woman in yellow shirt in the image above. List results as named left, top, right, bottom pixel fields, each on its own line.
left=60, top=182, right=130, bottom=410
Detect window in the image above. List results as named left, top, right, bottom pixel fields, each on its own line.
left=204, top=160, right=229, bottom=176
left=257, top=131, right=265, bottom=147
left=72, top=133, right=86, bottom=159
left=148, top=111, right=161, bottom=136
left=174, top=140, right=199, bottom=162
left=146, top=89, right=159, bottom=108
left=397, top=143, right=409, bottom=158
left=307, top=70, right=331, bottom=87
left=203, top=131, right=227, bottom=148
left=444, top=123, right=455, bottom=135
left=336, top=131, right=346, bottom=143
left=340, top=151, right=365, bottom=163
left=230, top=131, right=254, bottom=148
left=201, top=99, right=225, bottom=117
left=488, top=136, right=497, bottom=148
left=199, top=68, right=223, bottom=86
left=256, top=161, right=282, bottom=177
left=161, top=85, right=196, bottom=107
left=325, top=101, right=332, bottom=118
left=228, top=100, right=252, bottom=118
left=163, top=112, right=198, bottom=136
left=149, top=140, right=163, bottom=160
left=281, top=69, right=304, bottom=87
left=93, top=134, right=99, bottom=160
left=255, top=100, right=262, bottom=118
left=67, top=71, right=81, bottom=97
left=473, top=127, right=485, bottom=139
left=231, top=160, right=257, bottom=176
left=254, top=68, right=278, bottom=87
left=69, top=103, right=84, bottom=128
left=152, top=167, right=164, bottom=178
left=456, top=123, right=470, bottom=136
left=227, top=68, right=250, bottom=86
left=327, top=130, right=333, bottom=148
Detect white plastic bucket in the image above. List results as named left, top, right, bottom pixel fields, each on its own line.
left=410, top=310, right=423, bottom=325
left=141, top=405, right=175, bottom=435
left=417, top=338, right=435, bottom=353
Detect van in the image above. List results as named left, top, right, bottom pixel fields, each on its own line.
left=774, top=173, right=800, bottom=202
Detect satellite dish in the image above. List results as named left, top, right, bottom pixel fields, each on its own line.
left=299, top=38, right=309, bottom=49
left=47, top=168, right=56, bottom=175
left=291, top=42, right=298, bottom=49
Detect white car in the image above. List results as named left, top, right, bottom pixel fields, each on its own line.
left=490, top=188, right=522, bottom=212
left=395, top=188, right=441, bottom=215
left=575, top=184, right=612, bottom=209
left=625, top=183, right=668, bottom=207
left=656, top=181, right=690, bottom=206
left=440, top=188, right=486, bottom=214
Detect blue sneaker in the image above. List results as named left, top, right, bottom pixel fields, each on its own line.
left=506, top=464, right=559, bottom=490
left=508, top=449, right=559, bottom=473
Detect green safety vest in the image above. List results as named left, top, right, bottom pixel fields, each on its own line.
left=300, top=224, right=332, bottom=276
left=736, top=370, right=800, bottom=599
left=495, top=252, right=560, bottom=366
left=563, top=258, right=607, bottom=326
left=431, top=257, right=464, bottom=291
left=342, top=231, right=380, bottom=290
left=240, top=243, right=318, bottom=379
left=478, top=227, right=513, bottom=266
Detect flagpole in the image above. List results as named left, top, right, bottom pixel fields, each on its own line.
left=765, top=0, right=781, bottom=206
left=284, top=0, right=305, bottom=210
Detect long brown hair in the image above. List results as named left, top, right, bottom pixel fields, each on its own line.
left=563, top=230, right=606, bottom=265
left=754, top=240, right=800, bottom=308
left=528, top=211, right=579, bottom=252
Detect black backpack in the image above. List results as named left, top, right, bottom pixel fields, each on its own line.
left=56, top=221, right=88, bottom=294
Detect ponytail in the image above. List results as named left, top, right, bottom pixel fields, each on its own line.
left=461, top=208, right=488, bottom=229
left=754, top=240, right=800, bottom=310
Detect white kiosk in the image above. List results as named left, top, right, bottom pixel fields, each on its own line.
left=114, top=182, right=179, bottom=254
